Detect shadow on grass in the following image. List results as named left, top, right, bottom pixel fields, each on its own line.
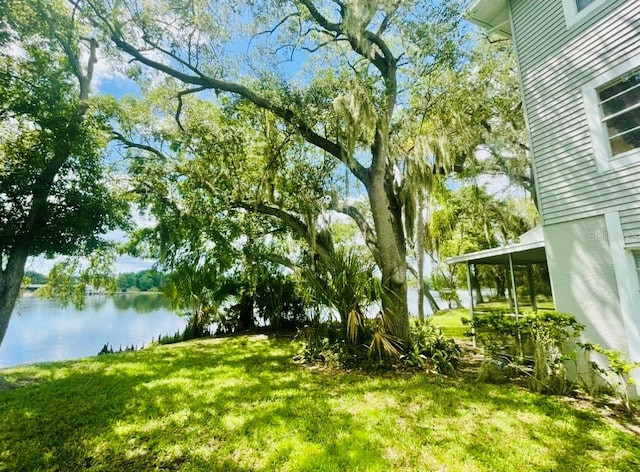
left=0, top=336, right=638, bottom=471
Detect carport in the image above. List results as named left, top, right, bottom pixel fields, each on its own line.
left=445, top=227, right=552, bottom=333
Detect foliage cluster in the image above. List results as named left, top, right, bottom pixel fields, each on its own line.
left=579, top=342, right=640, bottom=411
left=97, top=342, right=139, bottom=356
left=116, top=270, right=164, bottom=293
left=294, top=320, right=386, bottom=370
left=465, top=311, right=594, bottom=395
left=295, top=317, right=460, bottom=374
left=23, top=271, right=48, bottom=285
left=427, top=186, right=539, bottom=300
left=39, top=250, right=119, bottom=309
left=401, top=319, right=460, bottom=375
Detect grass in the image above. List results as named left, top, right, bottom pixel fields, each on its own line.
left=1, top=336, right=639, bottom=471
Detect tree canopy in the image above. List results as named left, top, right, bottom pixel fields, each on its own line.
left=0, top=0, right=535, bottom=350
left=77, top=0, right=485, bottom=341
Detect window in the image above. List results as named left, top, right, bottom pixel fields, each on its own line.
left=562, top=0, right=607, bottom=29
left=576, top=0, right=596, bottom=12
left=583, top=56, right=640, bottom=172
left=597, top=69, right=640, bottom=157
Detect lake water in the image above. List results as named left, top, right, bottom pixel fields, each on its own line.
left=0, top=294, right=186, bottom=369
left=0, top=289, right=472, bottom=369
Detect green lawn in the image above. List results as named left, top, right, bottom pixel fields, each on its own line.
left=1, top=336, right=639, bottom=471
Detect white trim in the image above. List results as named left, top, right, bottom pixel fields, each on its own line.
left=562, top=0, right=608, bottom=30
left=605, top=212, right=640, bottom=393
left=582, top=55, right=640, bottom=173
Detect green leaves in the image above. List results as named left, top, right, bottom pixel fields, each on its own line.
left=39, top=249, right=119, bottom=309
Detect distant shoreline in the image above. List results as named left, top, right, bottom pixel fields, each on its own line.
left=22, top=290, right=163, bottom=298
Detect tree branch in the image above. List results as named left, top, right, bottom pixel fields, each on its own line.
left=92, top=13, right=370, bottom=186
left=112, top=131, right=171, bottom=161
left=336, top=204, right=381, bottom=266
left=247, top=251, right=298, bottom=270
left=233, top=202, right=335, bottom=263
left=175, top=86, right=207, bottom=132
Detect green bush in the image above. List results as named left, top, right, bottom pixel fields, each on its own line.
left=401, top=319, right=460, bottom=375
left=464, top=311, right=584, bottom=394
left=579, top=343, right=640, bottom=412
left=254, top=272, right=307, bottom=332
left=294, top=320, right=390, bottom=370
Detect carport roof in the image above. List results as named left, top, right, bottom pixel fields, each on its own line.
left=445, top=240, right=547, bottom=265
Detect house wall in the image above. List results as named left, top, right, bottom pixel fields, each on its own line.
left=543, top=216, right=626, bottom=351
left=510, top=0, right=640, bottom=387
left=544, top=215, right=640, bottom=388
left=510, top=0, right=640, bottom=241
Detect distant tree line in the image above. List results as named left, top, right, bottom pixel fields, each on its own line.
left=24, top=271, right=48, bottom=285
left=117, top=270, right=164, bottom=293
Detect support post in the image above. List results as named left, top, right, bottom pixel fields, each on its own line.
left=527, top=264, right=537, bottom=312
left=466, top=261, right=476, bottom=347
left=508, top=253, right=520, bottom=320
left=509, top=253, right=523, bottom=360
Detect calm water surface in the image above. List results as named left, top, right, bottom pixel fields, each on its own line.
left=0, top=294, right=186, bottom=368
left=0, top=289, right=473, bottom=369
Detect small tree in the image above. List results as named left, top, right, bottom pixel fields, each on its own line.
left=0, top=0, right=128, bottom=345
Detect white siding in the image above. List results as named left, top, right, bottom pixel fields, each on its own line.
left=620, top=208, right=640, bottom=245
left=544, top=217, right=627, bottom=354
left=511, top=0, right=640, bottom=234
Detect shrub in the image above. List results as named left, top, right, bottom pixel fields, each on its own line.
left=464, top=311, right=584, bottom=394
left=97, top=342, right=139, bottom=355
left=297, top=247, right=379, bottom=340
left=294, top=320, right=391, bottom=370
left=462, top=311, right=521, bottom=357
left=579, top=343, right=640, bottom=412
left=523, top=312, right=583, bottom=394
left=254, top=273, right=307, bottom=332
left=401, top=319, right=460, bottom=375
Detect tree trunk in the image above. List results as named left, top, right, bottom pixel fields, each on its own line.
left=237, top=294, right=254, bottom=331
left=495, top=272, right=506, bottom=298
left=0, top=248, right=29, bottom=346
left=472, top=266, right=484, bottom=304
left=423, top=280, right=441, bottom=314
left=417, top=199, right=425, bottom=322
left=367, top=171, right=409, bottom=341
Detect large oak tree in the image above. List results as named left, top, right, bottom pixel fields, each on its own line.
left=82, top=0, right=466, bottom=341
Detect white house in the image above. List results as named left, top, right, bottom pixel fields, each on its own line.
left=465, top=0, right=640, bottom=386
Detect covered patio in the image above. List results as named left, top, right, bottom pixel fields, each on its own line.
left=445, top=227, right=554, bottom=332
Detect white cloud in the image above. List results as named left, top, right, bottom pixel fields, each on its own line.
left=86, top=46, right=131, bottom=92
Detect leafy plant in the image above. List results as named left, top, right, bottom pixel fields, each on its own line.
left=465, top=311, right=584, bottom=393
left=462, top=311, right=520, bottom=357
left=401, top=319, right=460, bottom=375
left=579, top=343, right=640, bottom=411
left=523, top=313, right=584, bottom=394
left=298, top=247, right=379, bottom=342
left=294, top=319, right=395, bottom=371
left=254, top=272, right=306, bottom=332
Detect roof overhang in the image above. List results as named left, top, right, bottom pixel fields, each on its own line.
left=446, top=240, right=547, bottom=265
left=466, top=0, right=512, bottom=38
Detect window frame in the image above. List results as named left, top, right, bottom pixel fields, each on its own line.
left=583, top=56, right=640, bottom=173
left=633, top=250, right=640, bottom=289
left=561, top=0, right=608, bottom=29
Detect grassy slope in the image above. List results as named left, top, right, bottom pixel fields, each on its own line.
left=1, top=336, right=639, bottom=472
